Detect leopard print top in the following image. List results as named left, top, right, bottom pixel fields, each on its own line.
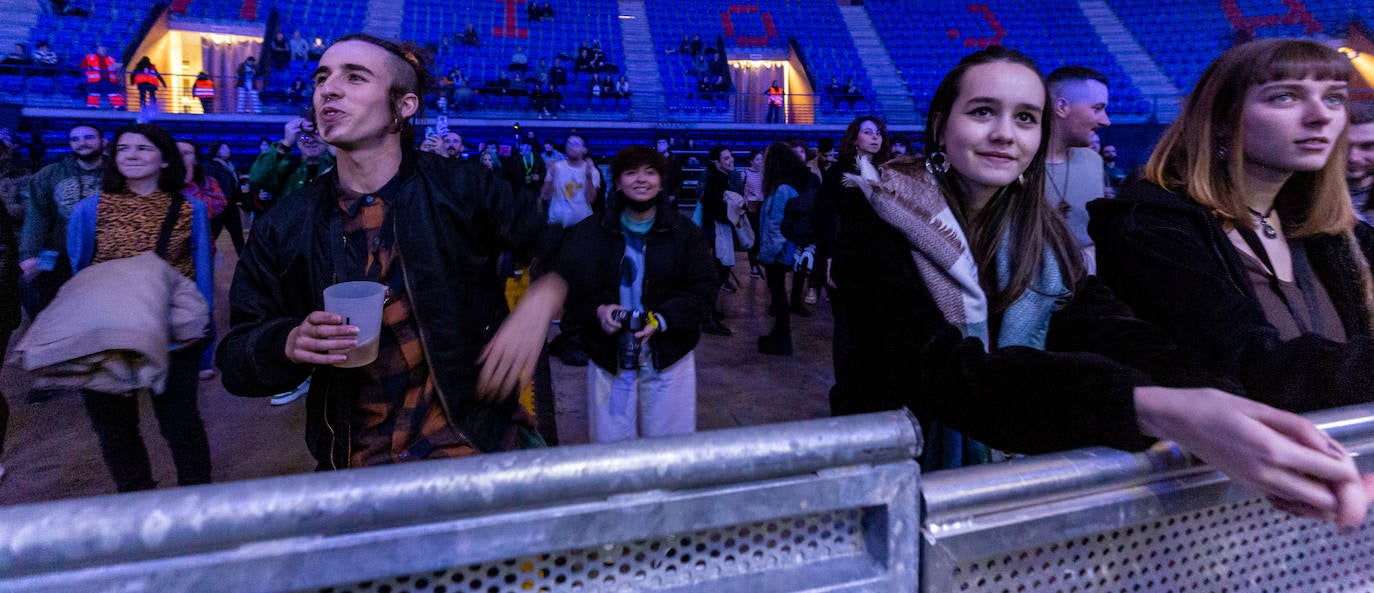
left=93, top=190, right=196, bottom=281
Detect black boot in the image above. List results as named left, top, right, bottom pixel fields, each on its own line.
left=718, top=264, right=737, bottom=293
left=702, top=310, right=732, bottom=336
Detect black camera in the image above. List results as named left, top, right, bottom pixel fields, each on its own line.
left=611, top=309, right=648, bottom=369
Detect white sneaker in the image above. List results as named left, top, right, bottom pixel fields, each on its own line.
left=804, top=288, right=818, bottom=305
left=270, top=378, right=310, bottom=406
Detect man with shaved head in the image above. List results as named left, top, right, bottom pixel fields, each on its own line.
left=1347, top=101, right=1374, bottom=223
left=220, top=34, right=566, bottom=469
left=1045, top=65, right=1111, bottom=270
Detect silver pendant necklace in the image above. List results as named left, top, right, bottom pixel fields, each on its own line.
left=1047, top=159, right=1071, bottom=214
left=1248, top=206, right=1278, bottom=239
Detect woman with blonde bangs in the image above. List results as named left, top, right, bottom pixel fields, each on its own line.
left=838, top=45, right=1372, bottom=524
left=1091, top=39, right=1374, bottom=418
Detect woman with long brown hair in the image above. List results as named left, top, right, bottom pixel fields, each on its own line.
left=1092, top=39, right=1374, bottom=419
left=756, top=141, right=811, bottom=355
left=815, top=115, right=890, bottom=414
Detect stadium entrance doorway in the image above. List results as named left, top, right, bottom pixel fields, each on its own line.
left=730, top=58, right=813, bottom=124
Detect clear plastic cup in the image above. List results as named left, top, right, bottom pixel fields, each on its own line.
left=322, top=281, right=387, bottom=368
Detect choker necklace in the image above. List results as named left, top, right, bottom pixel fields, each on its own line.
left=1248, top=206, right=1278, bottom=239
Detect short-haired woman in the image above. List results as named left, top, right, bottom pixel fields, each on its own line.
left=549, top=145, right=715, bottom=442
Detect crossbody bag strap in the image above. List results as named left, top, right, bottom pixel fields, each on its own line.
left=155, top=192, right=186, bottom=259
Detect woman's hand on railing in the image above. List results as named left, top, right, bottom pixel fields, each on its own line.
left=1134, top=386, right=1372, bottom=528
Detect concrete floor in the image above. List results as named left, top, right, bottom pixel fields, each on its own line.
left=0, top=236, right=836, bottom=505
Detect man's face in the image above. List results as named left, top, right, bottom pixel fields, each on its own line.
left=565, top=136, right=587, bottom=159
left=68, top=126, right=102, bottom=161
left=216, top=143, right=231, bottom=160
left=655, top=139, right=669, bottom=154
left=313, top=41, right=415, bottom=151
left=442, top=132, right=463, bottom=157
left=715, top=149, right=733, bottom=172
left=298, top=133, right=327, bottom=159
left=891, top=142, right=907, bottom=156
left=1102, top=145, right=1117, bottom=161
left=1088, top=133, right=1101, bottom=154
left=1349, top=122, right=1374, bottom=185
left=820, top=148, right=837, bottom=166
left=1056, top=79, right=1111, bottom=147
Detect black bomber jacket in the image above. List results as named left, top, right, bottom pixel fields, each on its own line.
left=217, top=148, right=545, bottom=468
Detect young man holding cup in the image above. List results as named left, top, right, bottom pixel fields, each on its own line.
left=218, top=35, right=565, bottom=469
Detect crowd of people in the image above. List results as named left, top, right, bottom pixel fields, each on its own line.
left=2, top=30, right=330, bottom=115
left=0, top=34, right=1372, bottom=532
left=11, top=20, right=707, bottom=120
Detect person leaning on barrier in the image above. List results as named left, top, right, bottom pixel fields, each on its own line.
left=1091, top=40, right=1374, bottom=465
left=834, top=46, right=1373, bottom=526
left=218, top=34, right=567, bottom=468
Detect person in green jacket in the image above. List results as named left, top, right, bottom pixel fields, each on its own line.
left=248, top=116, right=334, bottom=406
left=249, top=116, right=334, bottom=208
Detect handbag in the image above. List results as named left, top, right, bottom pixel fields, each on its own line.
left=733, top=216, right=756, bottom=250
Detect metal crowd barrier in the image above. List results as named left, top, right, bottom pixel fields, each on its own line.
left=4, top=404, right=1374, bottom=592
left=0, top=412, right=924, bottom=593
left=921, top=403, right=1374, bottom=592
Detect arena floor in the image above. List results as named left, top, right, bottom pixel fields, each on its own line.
left=0, top=233, right=837, bottom=505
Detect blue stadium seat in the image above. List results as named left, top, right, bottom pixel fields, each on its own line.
left=866, top=0, right=1150, bottom=119
left=1109, top=0, right=1374, bottom=93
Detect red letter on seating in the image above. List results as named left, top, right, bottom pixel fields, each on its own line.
left=493, top=0, right=529, bottom=39
left=1220, top=0, right=1321, bottom=36
left=950, top=4, right=1006, bottom=48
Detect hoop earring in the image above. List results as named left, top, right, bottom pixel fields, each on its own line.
left=925, top=149, right=949, bottom=175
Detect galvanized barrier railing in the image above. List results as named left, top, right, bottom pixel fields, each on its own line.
left=0, top=411, right=923, bottom=593
left=921, top=403, right=1374, bottom=592
left=6, top=403, right=1373, bottom=592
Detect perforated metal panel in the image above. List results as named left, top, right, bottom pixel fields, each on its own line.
left=945, top=498, right=1374, bottom=593
left=307, top=510, right=865, bottom=593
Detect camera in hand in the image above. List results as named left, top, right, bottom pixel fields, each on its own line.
left=611, top=308, right=649, bottom=369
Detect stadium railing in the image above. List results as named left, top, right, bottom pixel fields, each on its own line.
left=921, top=403, right=1374, bottom=591
left=0, top=412, right=924, bottom=593
left=3, top=405, right=1373, bottom=591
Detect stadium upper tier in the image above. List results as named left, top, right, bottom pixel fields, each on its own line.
left=4, top=0, right=1369, bottom=122
left=645, top=0, right=877, bottom=121
left=1108, top=0, right=1373, bottom=92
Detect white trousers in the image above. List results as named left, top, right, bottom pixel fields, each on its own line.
left=236, top=87, right=260, bottom=113
left=587, top=349, right=696, bottom=443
